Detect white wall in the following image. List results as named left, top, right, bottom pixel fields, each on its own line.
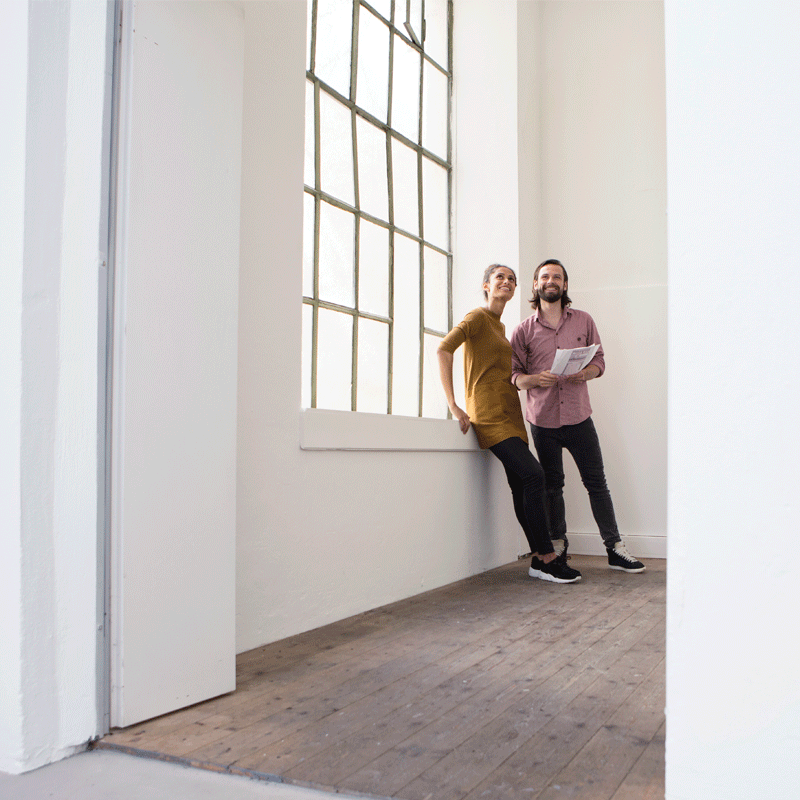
left=665, top=2, right=800, bottom=797
left=517, top=1, right=667, bottom=557
left=0, top=0, right=110, bottom=773
left=0, top=0, right=29, bottom=774
left=235, top=1, right=526, bottom=652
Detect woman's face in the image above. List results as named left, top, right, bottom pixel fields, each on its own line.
left=484, top=267, right=517, bottom=301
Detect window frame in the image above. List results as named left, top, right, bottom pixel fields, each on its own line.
left=303, top=0, right=454, bottom=418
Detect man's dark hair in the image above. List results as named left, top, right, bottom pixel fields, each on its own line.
left=530, top=258, right=572, bottom=309
left=482, top=263, right=516, bottom=300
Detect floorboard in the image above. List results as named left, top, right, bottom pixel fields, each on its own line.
left=100, top=555, right=666, bottom=800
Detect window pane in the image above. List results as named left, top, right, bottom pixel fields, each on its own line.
left=303, top=192, right=315, bottom=298
left=422, top=156, right=448, bottom=248
left=359, top=219, right=389, bottom=317
left=304, top=80, right=315, bottom=188
left=422, top=333, right=448, bottom=419
left=318, top=201, right=355, bottom=307
left=391, top=138, right=419, bottom=237
left=356, top=9, right=389, bottom=122
left=314, top=0, right=353, bottom=98
left=422, top=60, right=447, bottom=158
left=392, top=233, right=420, bottom=416
left=302, top=303, right=313, bottom=408
left=316, top=309, right=353, bottom=411
left=356, top=117, right=388, bottom=222
left=423, top=246, right=448, bottom=332
left=319, top=92, right=355, bottom=206
left=423, top=0, right=448, bottom=68
left=391, top=34, right=420, bottom=142
left=356, top=317, right=389, bottom=413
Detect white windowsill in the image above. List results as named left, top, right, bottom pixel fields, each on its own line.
left=299, top=408, right=483, bottom=451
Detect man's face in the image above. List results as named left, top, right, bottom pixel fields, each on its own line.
left=534, top=264, right=567, bottom=304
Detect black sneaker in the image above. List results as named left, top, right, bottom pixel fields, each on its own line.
left=529, top=557, right=581, bottom=583
left=607, top=541, right=645, bottom=572
left=528, top=555, right=545, bottom=578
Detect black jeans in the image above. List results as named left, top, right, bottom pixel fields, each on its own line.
left=489, top=436, right=554, bottom=556
left=530, top=417, right=621, bottom=549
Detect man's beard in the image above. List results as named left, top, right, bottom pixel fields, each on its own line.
left=538, top=285, right=563, bottom=303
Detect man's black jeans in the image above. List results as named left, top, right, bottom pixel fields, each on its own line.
left=489, top=436, right=554, bottom=556
left=530, top=417, right=621, bottom=549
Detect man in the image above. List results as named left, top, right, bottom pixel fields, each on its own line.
left=510, top=259, right=645, bottom=573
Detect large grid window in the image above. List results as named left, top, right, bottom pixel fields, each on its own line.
left=303, top=0, right=453, bottom=417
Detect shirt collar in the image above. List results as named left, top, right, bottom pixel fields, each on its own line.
left=534, top=306, right=572, bottom=329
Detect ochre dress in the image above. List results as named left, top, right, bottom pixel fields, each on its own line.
left=439, top=307, right=528, bottom=449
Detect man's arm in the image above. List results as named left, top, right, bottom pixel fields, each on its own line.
left=565, top=314, right=605, bottom=383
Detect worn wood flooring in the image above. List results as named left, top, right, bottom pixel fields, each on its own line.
left=99, top=554, right=665, bottom=800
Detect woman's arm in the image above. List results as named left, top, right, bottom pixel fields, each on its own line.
left=437, top=348, right=471, bottom=434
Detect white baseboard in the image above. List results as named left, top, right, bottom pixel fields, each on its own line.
left=566, top=533, right=666, bottom=559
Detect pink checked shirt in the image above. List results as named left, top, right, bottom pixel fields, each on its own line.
left=510, top=307, right=605, bottom=429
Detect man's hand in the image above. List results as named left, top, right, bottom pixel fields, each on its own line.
left=515, top=371, right=558, bottom=389
left=565, top=365, right=600, bottom=383
left=537, top=370, right=559, bottom=388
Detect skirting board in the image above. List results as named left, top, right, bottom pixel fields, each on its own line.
left=566, top=533, right=666, bottom=560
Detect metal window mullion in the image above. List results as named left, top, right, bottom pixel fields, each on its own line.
left=422, top=50, right=448, bottom=78
left=309, top=0, right=318, bottom=74
left=447, top=0, right=453, bottom=336
left=316, top=189, right=358, bottom=216
left=393, top=20, right=419, bottom=52
left=311, top=75, right=322, bottom=409
left=316, top=299, right=361, bottom=315
left=360, top=0, right=390, bottom=26
left=311, top=196, right=321, bottom=409
left=387, top=228, right=394, bottom=414
left=351, top=1, right=361, bottom=412
left=358, top=309, right=391, bottom=324
left=384, top=8, right=395, bottom=414
left=416, top=34, right=425, bottom=417
left=351, top=299, right=359, bottom=411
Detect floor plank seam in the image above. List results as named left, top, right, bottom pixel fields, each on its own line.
left=91, top=740, right=396, bottom=800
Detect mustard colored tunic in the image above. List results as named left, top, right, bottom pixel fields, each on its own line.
left=439, top=307, right=528, bottom=449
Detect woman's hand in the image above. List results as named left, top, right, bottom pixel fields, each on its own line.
left=438, top=348, right=471, bottom=434
left=451, top=405, right=471, bottom=434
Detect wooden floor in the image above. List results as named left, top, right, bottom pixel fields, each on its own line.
left=99, top=555, right=665, bottom=800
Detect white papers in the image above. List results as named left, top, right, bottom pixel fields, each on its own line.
left=550, top=344, right=599, bottom=376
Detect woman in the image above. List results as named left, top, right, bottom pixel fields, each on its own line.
left=437, top=264, right=581, bottom=584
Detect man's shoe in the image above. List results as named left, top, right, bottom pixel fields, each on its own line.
left=528, top=556, right=544, bottom=579
left=607, top=541, right=645, bottom=572
left=529, top=557, right=581, bottom=583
